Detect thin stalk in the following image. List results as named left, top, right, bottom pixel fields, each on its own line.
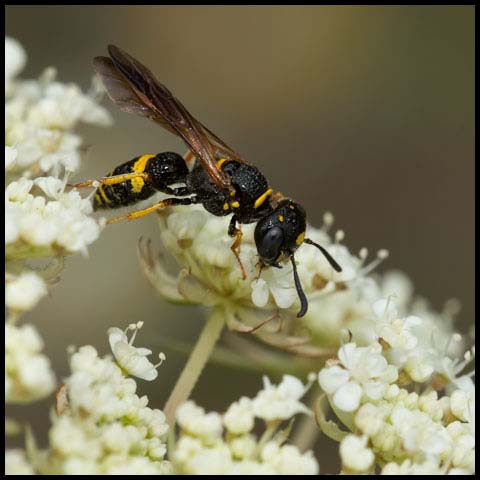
left=163, top=311, right=224, bottom=426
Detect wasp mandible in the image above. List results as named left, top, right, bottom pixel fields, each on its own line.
left=74, top=45, right=342, bottom=317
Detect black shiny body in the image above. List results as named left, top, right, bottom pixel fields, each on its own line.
left=187, top=160, right=274, bottom=222
left=95, top=155, right=276, bottom=222
left=94, top=151, right=307, bottom=266
left=93, top=152, right=189, bottom=210
left=89, top=45, right=342, bottom=317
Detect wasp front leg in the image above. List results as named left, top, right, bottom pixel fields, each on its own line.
left=228, top=215, right=246, bottom=280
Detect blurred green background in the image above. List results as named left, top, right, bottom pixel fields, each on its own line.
left=6, top=5, right=474, bottom=473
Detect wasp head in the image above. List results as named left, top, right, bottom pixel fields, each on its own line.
left=254, top=199, right=307, bottom=267
left=254, top=199, right=342, bottom=318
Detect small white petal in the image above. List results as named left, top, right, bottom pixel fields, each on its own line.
left=318, top=365, right=349, bottom=394
left=333, top=381, right=362, bottom=412
left=251, top=278, right=269, bottom=307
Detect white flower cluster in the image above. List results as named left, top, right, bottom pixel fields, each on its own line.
left=5, top=37, right=111, bottom=176
left=5, top=36, right=113, bottom=471
left=5, top=323, right=56, bottom=403
left=37, top=342, right=171, bottom=475
left=140, top=201, right=459, bottom=363
left=317, top=300, right=475, bottom=474
left=5, top=37, right=110, bottom=263
left=172, top=375, right=318, bottom=474
left=145, top=207, right=351, bottom=321
left=6, top=176, right=103, bottom=259
left=5, top=37, right=110, bottom=395
left=5, top=449, right=35, bottom=475
left=5, top=271, right=47, bottom=313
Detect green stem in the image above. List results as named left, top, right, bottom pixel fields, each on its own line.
left=163, top=311, right=225, bottom=426
left=291, top=385, right=320, bottom=451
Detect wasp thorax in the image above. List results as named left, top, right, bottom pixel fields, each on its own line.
left=254, top=200, right=307, bottom=266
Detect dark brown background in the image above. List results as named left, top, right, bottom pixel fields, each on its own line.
left=6, top=6, right=474, bottom=473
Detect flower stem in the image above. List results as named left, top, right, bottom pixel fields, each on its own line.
left=163, top=311, right=224, bottom=426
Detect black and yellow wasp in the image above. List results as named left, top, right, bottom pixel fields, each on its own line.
left=75, top=45, right=342, bottom=317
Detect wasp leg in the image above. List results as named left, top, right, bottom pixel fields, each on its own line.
left=183, top=150, right=195, bottom=166
left=107, top=197, right=198, bottom=225
left=71, top=172, right=149, bottom=189
left=228, top=215, right=246, bottom=280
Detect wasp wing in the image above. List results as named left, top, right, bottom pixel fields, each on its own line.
left=93, top=56, right=172, bottom=126
left=198, top=123, right=250, bottom=165
left=93, top=45, right=230, bottom=189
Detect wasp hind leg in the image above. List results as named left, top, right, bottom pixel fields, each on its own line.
left=71, top=172, right=149, bottom=189
left=228, top=215, right=247, bottom=280
left=107, top=196, right=198, bottom=225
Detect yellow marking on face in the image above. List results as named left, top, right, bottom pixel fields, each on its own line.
left=289, top=205, right=295, bottom=210
left=98, top=186, right=111, bottom=204
left=231, top=201, right=240, bottom=208
left=216, top=158, right=228, bottom=169
left=223, top=202, right=230, bottom=211
left=254, top=188, right=273, bottom=209
left=278, top=215, right=284, bottom=222
left=296, top=232, right=305, bottom=245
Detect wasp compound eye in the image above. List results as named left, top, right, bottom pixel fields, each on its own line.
left=255, top=225, right=284, bottom=264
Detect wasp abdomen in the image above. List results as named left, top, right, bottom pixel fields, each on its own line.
left=93, top=154, right=156, bottom=210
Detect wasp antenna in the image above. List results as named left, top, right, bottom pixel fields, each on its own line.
left=304, top=238, right=342, bottom=273
left=290, top=255, right=308, bottom=318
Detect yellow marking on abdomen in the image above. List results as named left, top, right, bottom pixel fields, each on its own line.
left=98, top=185, right=111, bottom=204
left=131, top=154, right=155, bottom=193
left=296, top=232, right=305, bottom=245
left=254, top=188, right=273, bottom=209
left=216, top=158, right=228, bottom=169
left=278, top=215, right=284, bottom=222
left=231, top=201, right=240, bottom=208
left=223, top=202, right=230, bottom=211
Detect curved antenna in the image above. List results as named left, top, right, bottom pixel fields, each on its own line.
left=304, top=238, right=342, bottom=273
left=290, top=255, right=308, bottom=318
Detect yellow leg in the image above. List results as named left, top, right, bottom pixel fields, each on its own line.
left=230, top=228, right=246, bottom=280
left=107, top=197, right=194, bottom=225
left=71, top=172, right=149, bottom=189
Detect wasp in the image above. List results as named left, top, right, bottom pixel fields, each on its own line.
left=74, top=45, right=342, bottom=317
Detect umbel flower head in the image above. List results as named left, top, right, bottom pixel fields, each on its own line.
left=139, top=201, right=458, bottom=364
left=172, top=374, right=318, bottom=474
left=315, top=297, right=475, bottom=475
left=32, top=325, right=171, bottom=475
left=139, top=205, right=394, bottom=355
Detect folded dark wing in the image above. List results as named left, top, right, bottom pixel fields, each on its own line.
left=93, top=45, right=232, bottom=189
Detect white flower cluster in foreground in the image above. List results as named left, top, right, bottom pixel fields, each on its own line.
left=5, top=323, right=56, bottom=404
left=318, top=298, right=475, bottom=474
left=5, top=37, right=110, bottom=408
left=5, top=449, right=35, bottom=475
left=6, top=176, right=103, bottom=259
left=5, top=36, right=110, bottom=262
left=33, top=332, right=171, bottom=475
left=173, top=375, right=319, bottom=474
